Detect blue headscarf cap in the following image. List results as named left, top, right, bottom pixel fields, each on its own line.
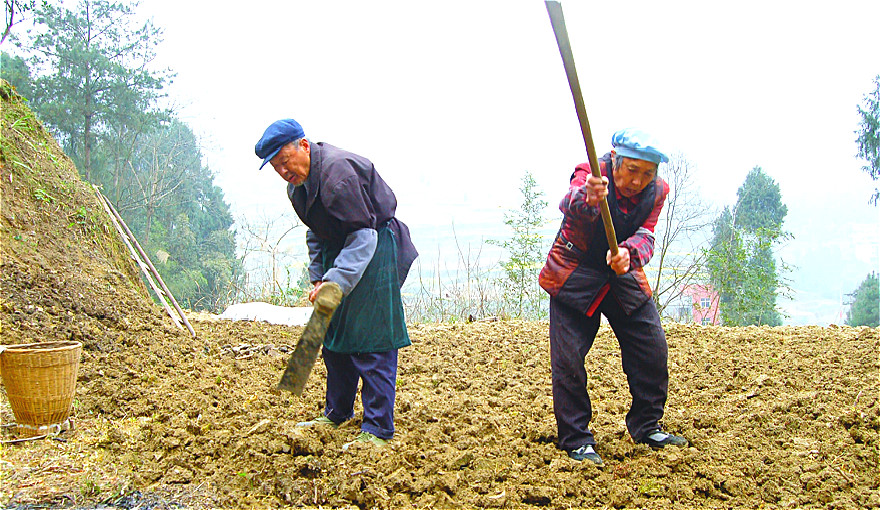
left=611, top=127, right=668, bottom=164
left=255, top=119, right=306, bottom=169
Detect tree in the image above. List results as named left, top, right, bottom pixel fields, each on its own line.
left=490, top=171, right=549, bottom=319
left=20, top=0, right=171, bottom=181
left=705, top=167, right=790, bottom=326
left=111, top=119, right=199, bottom=241
left=846, top=272, right=879, bottom=327
left=0, top=51, right=35, bottom=99
left=143, top=172, right=238, bottom=312
left=732, top=166, right=788, bottom=231
left=649, top=152, right=715, bottom=319
left=856, top=75, right=880, bottom=205
left=2, top=0, right=47, bottom=46
left=133, top=122, right=238, bottom=312
left=233, top=211, right=308, bottom=306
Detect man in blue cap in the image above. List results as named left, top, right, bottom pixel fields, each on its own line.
left=539, top=128, right=687, bottom=466
left=255, top=118, right=418, bottom=449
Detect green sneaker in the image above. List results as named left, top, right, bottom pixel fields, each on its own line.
left=295, top=415, right=338, bottom=428
left=342, top=431, right=388, bottom=451
left=567, top=444, right=604, bottom=466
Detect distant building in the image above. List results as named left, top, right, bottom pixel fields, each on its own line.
left=681, top=284, right=720, bottom=325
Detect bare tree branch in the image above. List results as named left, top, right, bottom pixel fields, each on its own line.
left=650, top=152, right=716, bottom=320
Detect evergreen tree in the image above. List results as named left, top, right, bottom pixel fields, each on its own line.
left=846, top=272, right=879, bottom=327
left=733, top=167, right=788, bottom=231
left=0, top=52, right=36, bottom=99
left=19, top=0, right=171, bottom=181
left=856, top=75, right=880, bottom=205
left=705, top=167, right=789, bottom=326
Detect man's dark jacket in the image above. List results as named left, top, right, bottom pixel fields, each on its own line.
left=287, top=142, right=417, bottom=285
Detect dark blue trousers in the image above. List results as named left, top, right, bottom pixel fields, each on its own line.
left=321, top=347, right=398, bottom=439
left=549, top=294, right=668, bottom=450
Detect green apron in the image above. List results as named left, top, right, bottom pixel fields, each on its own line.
left=322, top=226, right=411, bottom=353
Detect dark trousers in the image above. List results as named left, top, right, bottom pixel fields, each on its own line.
left=322, top=347, right=398, bottom=439
left=549, top=294, right=668, bottom=450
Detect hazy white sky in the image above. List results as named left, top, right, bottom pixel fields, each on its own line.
left=103, top=1, right=880, bottom=323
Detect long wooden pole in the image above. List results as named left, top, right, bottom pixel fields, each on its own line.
left=94, top=186, right=183, bottom=332
left=94, top=187, right=196, bottom=337
left=545, top=1, right=619, bottom=256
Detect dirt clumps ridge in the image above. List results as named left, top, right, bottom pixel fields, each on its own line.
left=1, top=80, right=879, bottom=509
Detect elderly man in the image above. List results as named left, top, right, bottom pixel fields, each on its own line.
left=255, top=119, right=417, bottom=448
left=539, top=128, right=687, bottom=466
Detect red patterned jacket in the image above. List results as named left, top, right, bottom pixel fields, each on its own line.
left=539, top=153, right=669, bottom=316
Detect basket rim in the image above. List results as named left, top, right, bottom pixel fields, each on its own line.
left=0, top=341, right=83, bottom=353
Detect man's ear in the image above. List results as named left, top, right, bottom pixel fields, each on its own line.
left=301, top=138, right=310, bottom=154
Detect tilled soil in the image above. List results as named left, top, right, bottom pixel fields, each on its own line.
left=1, top=316, right=878, bottom=509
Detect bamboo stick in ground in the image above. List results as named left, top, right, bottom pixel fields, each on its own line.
left=94, top=187, right=195, bottom=337
left=93, top=186, right=183, bottom=331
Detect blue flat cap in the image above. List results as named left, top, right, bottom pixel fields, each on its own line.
left=255, top=119, right=305, bottom=169
left=611, top=128, right=668, bottom=164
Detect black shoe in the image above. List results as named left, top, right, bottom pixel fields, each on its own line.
left=567, top=444, right=604, bottom=466
left=641, top=429, right=688, bottom=448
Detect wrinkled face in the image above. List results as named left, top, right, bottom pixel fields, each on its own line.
left=270, top=139, right=310, bottom=186
left=611, top=153, right=658, bottom=198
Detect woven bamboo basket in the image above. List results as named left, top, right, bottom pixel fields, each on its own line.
left=0, top=341, right=82, bottom=437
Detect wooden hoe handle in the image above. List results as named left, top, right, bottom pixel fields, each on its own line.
left=545, top=1, right=619, bottom=256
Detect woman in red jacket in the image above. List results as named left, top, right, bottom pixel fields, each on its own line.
left=539, top=128, right=687, bottom=466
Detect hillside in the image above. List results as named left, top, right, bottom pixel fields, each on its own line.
left=1, top=80, right=163, bottom=348
left=1, top=79, right=878, bottom=509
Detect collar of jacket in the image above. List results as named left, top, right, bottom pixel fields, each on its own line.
left=303, top=141, right=323, bottom=212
